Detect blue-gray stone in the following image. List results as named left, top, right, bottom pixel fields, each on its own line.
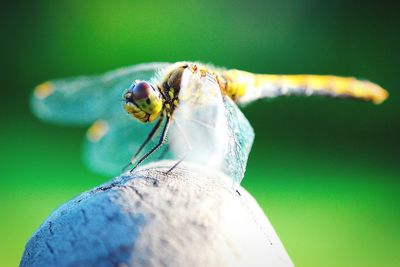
left=20, top=162, right=294, bottom=267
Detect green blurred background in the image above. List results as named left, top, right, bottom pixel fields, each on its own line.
left=1, top=0, right=399, bottom=266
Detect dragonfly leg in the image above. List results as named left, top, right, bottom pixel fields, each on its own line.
left=165, top=120, right=192, bottom=174
left=130, top=117, right=171, bottom=173
left=157, top=142, right=170, bottom=160
left=122, top=115, right=164, bottom=172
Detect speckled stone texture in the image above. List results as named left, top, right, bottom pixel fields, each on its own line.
left=20, top=161, right=294, bottom=267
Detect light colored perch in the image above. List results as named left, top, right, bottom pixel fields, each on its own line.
left=20, top=161, right=294, bottom=267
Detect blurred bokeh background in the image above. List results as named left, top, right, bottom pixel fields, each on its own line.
left=1, top=0, right=399, bottom=266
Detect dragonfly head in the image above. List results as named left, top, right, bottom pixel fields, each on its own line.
left=123, top=81, right=163, bottom=123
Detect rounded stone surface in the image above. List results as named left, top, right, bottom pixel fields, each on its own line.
left=20, top=161, right=294, bottom=267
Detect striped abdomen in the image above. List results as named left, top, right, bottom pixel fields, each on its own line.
left=223, top=69, right=388, bottom=105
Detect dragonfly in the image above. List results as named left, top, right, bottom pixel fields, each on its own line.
left=31, top=62, right=388, bottom=183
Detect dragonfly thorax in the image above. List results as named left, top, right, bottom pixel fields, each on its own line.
left=123, top=81, right=163, bottom=123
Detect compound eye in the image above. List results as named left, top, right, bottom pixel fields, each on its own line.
left=131, top=81, right=153, bottom=100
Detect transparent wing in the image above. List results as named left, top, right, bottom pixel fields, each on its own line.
left=222, top=96, right=254, bottom=183
left=83, top=111, right=174, bottom=176
left=31, top=62, right=170, bottom=125
left=171, top=69, right=254, bottom=183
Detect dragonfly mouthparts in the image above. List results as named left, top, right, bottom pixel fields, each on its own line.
left=122, top=80, right=163, bottom=123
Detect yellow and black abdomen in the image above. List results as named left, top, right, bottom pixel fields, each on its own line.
left=223, top=69, right=388, bottom=105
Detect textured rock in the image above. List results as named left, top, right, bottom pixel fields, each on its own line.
left=20, top=161, right=294, bottom=267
